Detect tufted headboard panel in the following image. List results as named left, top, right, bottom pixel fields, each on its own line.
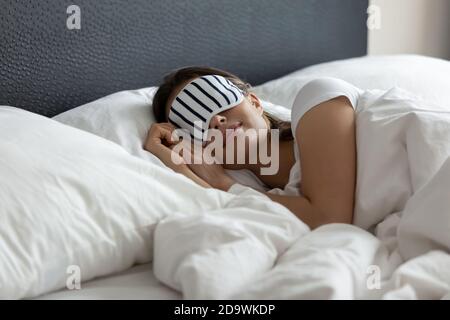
left=0, top=0, right=368, bottom=116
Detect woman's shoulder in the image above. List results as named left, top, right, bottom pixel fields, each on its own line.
left=290, top=77, right=362, bottom=135
left=293, top=77, right=362, bottom=109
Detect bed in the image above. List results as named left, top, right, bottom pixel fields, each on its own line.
left=1, top=0, right=450, bottom=300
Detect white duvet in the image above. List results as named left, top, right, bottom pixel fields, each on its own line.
left=153, top=86, right=450, bottom=299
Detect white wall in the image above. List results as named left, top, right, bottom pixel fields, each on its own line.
left=368, top=0, right=450, bottom=60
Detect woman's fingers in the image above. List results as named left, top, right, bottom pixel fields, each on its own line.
left=145, top=123, right=178, bottom=152
left=160, top=127, right=175, bottom=145
left=159, top=122, right=176, bottom=130
left=157, top=124, right=177, bottom=142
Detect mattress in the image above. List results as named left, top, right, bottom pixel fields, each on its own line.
left=36, top=263, right=181, bottom=300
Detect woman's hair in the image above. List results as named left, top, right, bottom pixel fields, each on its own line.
left=152, top=66, right=293, bottom=140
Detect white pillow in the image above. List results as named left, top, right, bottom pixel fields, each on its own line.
left=0, top=106, right=233, bottom=299
left=53, top=87, right=290, bottom=192
left=53, top=87, right=164, bottom=166
left=252, top=54, right=450, bottom=109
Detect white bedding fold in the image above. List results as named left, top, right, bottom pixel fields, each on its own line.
left=154, top=188, right=309, bottom=299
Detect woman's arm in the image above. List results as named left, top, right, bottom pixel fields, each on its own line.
left=144, top=122, right=212, bottom=188
left=194, top=96, right=356, bottom=229
left=266, top=96, right=356, bottom=229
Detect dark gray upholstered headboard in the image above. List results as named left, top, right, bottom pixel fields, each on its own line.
left=0, top=0, right=368, bottom=117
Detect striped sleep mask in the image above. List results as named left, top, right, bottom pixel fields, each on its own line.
left=168, top=74, right=245, bottom=142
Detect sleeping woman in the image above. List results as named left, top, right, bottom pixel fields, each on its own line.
left=145, top=66, right=362, bottom=229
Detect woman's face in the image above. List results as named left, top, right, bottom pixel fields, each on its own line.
left=166, top=78, right=269, bottom=168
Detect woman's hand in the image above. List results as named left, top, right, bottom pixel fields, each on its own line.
left=144, top=122, right=185, bottom=171
left=144, top=123, right=210, bottom=188
left=144, top=122, right=236, bottom=191
left=187, top=149, right=236, bottom=191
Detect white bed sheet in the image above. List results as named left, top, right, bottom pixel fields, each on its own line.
left=35, top=263, right=181, bottom=300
